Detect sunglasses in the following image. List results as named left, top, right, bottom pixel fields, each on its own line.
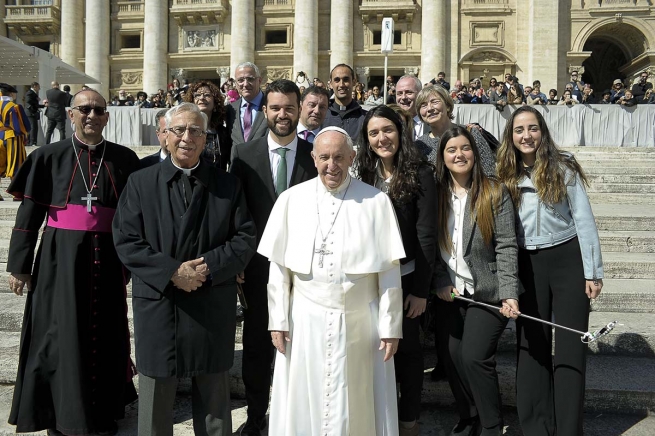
left=72, top=106, right=107, bottom=116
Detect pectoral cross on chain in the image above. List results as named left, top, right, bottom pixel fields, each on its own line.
left=314, top=243, right=333, bottom=268
left=83, top=192, right=97, bottom=213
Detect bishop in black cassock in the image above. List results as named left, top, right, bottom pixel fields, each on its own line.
left=7, top=89, right=140, bottom=435
left=113, top=103, right=256, bottom=436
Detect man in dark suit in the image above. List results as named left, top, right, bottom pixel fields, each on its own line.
left=140, top=109, right=169, bottom=168
left=45, top=81, right=69, bottom=144
left=24, top=82, right=43, bottom=146
left=396, top=75, right=431, bottom=140
left=226, top=62, right=268, bottom=149
left=114, top=103, right=256, bottom=436
left=229, top=79, right=318, bottom=436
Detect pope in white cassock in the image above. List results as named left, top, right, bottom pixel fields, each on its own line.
left=257, top=126, right=406, bottom=435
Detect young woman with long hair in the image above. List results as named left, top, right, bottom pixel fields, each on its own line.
left=433, top=126, right=520, bottom=436
left=354, top=105, right=438, bottom=436
left=496, top=106, right=604, bottom=436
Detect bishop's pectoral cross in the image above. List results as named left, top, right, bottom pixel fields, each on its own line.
left=83, top=193, right=98, bottom=213
left=314, top=243, right=333, bottom=268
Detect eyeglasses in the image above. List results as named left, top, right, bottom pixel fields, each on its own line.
left=236, top=76, right=258, bottom=84
left=72, top=106, right=107, bottom=116
left=167, top=126, right=206, bottom=137
left=194, top=93, right=213, bottom=100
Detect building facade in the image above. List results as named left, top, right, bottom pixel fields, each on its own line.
left=2, top=0, right=654, bottom=98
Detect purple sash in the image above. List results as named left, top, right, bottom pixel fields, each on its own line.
left=47, top=204, right=115, bottom=233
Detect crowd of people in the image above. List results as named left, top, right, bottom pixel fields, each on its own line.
left=2, top=60, right=610, bottom=436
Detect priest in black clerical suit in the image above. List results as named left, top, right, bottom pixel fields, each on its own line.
left=7, top=89, right=140, bottom=435
left=228, top=79, right=318, bottom=435
left=113, top=103, right=256, bottom=436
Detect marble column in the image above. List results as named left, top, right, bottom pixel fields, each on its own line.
left=230, top=1, right=255, bottom=76
left=60, top=0, right=84, bottom=91
left=143, top=0, right=168, bottom=94
left=528, top=0, right=560, bottom=92
left=85, top=0, right=110, bottom=99
left=329, top=0, right=353, bottom=69
left=293, top=0, right=318, bottom=81
left=421, top=0, right=446, bottom=85
left=0, top=3, right=6, bottom=37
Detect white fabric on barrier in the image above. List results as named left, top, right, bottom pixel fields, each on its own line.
left=452, top=104, right=655, bottom=147
left=40, top=105, right=655, bottom=147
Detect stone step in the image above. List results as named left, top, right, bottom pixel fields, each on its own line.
left=589, top=174, right=655, bottom=184
left=591, top=279, right=655, bottom=313
left=603, top=252, right=655, bottom=279
left=422, top=352, right=655, bottom=415
left=584, top=166, right=655, bottom=176
left=588, top=183, right=655, bottom=194
left=593, top=204, right=655, bottom=232
left=587, top=193, right=655, bottom=205
left=599, top=231, right=655, bottom=253
left=561, top=146, right=655, bottom=154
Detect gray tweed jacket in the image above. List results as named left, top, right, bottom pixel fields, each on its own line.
left=432, top=185, right=522, bottom=304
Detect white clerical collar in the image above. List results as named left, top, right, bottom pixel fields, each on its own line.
left=318, top=174, right=351, bottom=195
left=267, top=133, right=298, bottom=153
left=74, top=133, right=104, bottom=151
left=172, top=159, right=200, bottom=176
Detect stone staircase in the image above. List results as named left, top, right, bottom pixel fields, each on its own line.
left=0, top=146, right=654, bottom=435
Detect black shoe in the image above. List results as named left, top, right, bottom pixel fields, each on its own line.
left=240, top=417, right=266, bottom=435
left=480, top=425, right=502, bottom=436
left=450, top=416, right=480, bottom=436
left=94, top=420, right=118, bottom=436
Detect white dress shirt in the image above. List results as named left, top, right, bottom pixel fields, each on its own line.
left=439, top=191, right=475, bottom=294
left=413, top=115, right=424, bottom=140
left=296, top=121, right=321, bottom=144
left=267, top=134, right=298, bottom=189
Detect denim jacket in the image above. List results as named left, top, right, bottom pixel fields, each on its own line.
left=516, top=168, right=604, bottom=280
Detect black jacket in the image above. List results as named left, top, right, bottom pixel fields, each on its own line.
left=45, top=87, right=68, bottom=121
left=229, top=136, right=317, bottom=289
left=113, top=157, right=257, bottom=377
left=392, top=165, right=438, bottom=298
left=24, top=89, right=42, bottom=117
left=323, top=100, right=367, bottom=139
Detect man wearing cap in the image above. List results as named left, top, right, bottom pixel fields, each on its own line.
left=44, top=81, right=69, bottom=144
left=0, top=83, right=30, bottom=184
left=7, top=88, right=141, bottom=435
left=259, top=126, right=404, bottom=435
left=229, top=79, right=317, bottom=435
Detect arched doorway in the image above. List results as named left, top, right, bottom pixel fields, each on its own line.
left=459, top=48, right=517, bottom=90
left=576, top=21, right=650, bottom=92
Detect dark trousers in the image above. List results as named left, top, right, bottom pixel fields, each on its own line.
left=241, top=279, right=275, bottom=421
left=394, top=273, right=424, bottom=422
left=27, top=115, right=39, bottom=146
left=45, top=117, right=66, bottom=144
left=516, top=237, right=590, bottom=436
left=137, top=372, right=231, bottom=436
left=436, top=293, right=508, bottom=430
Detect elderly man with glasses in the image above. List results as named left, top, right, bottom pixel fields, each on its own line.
left=226, top=62, right=269, bottom=146
left=7, top=88, right=142, bottom=436
left=114, top=102, right=256, bottom=436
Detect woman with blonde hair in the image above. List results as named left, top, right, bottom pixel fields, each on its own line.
left=433, top=125, right=520, bottom=436
left=414, top=85, right=496, bottom=177
left=496, top=106, right=603, bottom=436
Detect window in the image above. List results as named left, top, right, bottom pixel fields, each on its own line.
left=373, top=30, right=401, bottom=46
left=265, top=30, right=287, bottom=45
left=122, top=34, right=141, bottom=50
